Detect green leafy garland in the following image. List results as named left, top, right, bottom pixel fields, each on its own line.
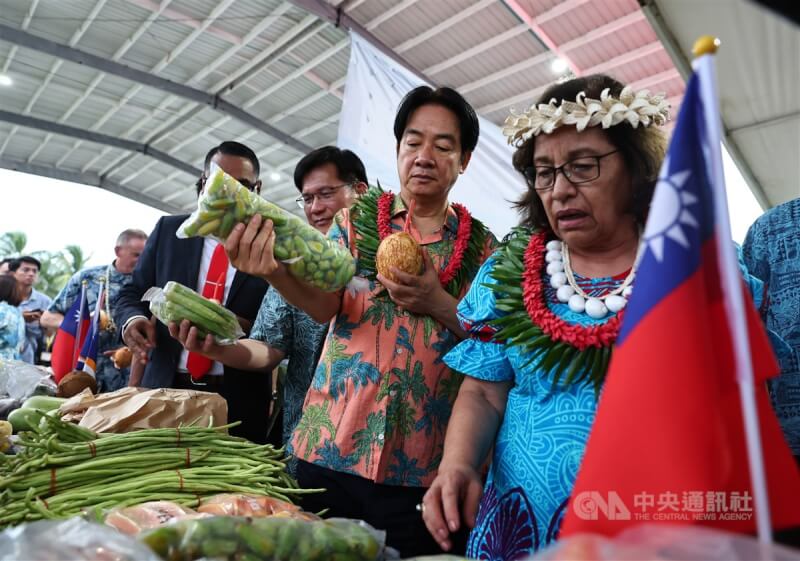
left=487, top=227, right=623, bottom=395
left=351, top=185, right=490, bottom=297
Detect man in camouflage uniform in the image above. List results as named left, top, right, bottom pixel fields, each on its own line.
left=42, top=229, right=148, bottom=392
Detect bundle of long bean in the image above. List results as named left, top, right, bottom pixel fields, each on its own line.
left=0, top=413, right=316, bottom=527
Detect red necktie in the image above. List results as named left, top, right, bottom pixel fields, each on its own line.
left=187, top=243, right=228, bottom=380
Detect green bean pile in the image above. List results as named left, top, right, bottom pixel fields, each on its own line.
left=179, top=167, right=356, bottom=292
left=0, top=413, right=316, bottom=527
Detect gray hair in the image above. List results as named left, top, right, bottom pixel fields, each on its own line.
left=116, top=229, right=148, bottom=248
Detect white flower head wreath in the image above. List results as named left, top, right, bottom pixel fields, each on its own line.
left=502, top=86, right=670, bottom=145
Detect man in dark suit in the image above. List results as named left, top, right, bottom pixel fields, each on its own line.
left=115, top=141, right=271, bottom=443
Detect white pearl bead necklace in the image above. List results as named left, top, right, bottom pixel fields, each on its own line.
left=545, top=239, right=638, bottom=319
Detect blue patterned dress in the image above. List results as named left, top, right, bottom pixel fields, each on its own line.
left=444, top=254, right=625, bottom=560
left=0, top=302, right=26, bottom=361
left=742, top=198, right=800, bottom=456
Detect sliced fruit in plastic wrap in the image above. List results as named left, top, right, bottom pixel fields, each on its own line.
left=143, top=281, right=244, bottom=344
left=104, top=501, right=210, bottom=535
left=197, top=493, right=308, bottom=518
left=177, top=163, right=356, bottom=292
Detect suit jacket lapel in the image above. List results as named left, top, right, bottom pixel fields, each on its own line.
left=182, top=237, right=204, bottom=288
left=227, top=270, right=246, bottom=304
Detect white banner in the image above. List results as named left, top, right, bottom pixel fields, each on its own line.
left=337, top=33, right=527, bottom=238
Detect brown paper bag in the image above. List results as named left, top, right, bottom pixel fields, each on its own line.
left=58, top=387, right=228, bottom=433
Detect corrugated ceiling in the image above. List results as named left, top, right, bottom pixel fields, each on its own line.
left=0, top=0, right=791, bottom=223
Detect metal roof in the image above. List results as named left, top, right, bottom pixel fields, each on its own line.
left=0, top=0, right=790, bottom=223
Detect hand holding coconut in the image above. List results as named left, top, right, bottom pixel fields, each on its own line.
left=377, top=248, right=442, bottom=313
left=378, top=248, right=467, bottom=338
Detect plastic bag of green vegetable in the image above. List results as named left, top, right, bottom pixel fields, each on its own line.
left=143, top=281, right=244, bottom=344
left=139, top=515, right=385, bottom=561
left=177, top=163, right=357, bottom=292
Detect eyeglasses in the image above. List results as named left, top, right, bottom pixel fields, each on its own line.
left=295, top=183, right=353, bottom=209
left=524, top=150, right=619, bottom=191
left=198, top=176, right=258, bottom=192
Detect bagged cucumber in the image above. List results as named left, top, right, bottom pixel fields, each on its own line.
left=177, top=164, right=356, bottom=292
left=142, top=281, right=245, bottom=344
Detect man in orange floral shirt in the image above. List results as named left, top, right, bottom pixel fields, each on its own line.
left=226, top=87, right=496, bottom=557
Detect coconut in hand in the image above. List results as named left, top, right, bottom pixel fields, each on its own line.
left=376, top=199, right=424, bottom=282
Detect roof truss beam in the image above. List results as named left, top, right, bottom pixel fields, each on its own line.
left=501, top=0, right=581, bottom=75
left=0, top=109, right=200, bottom=176
left=122, top=0, right=244, bottom=45
left=93, top=14, right=326, bottom=183
left=0, top=157, right=183, bottom=214
left=290, top=0, right=434, bottom=84
left=394, top=0, right=495, bottom=54
left=0, top=22, right=312, bottom=155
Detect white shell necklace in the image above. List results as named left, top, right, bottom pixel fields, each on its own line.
left=544, top=239, right=639, bottom=319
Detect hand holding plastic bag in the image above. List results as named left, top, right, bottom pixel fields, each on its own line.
left=178, top=164, right=356, bottom=292
left=144, top=281, right=244, bottom=344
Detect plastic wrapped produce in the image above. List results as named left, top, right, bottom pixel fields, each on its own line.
left=140, top=515, right=384, bottom=561
left=144, top=281, right=244, bottom=344
left=0, top=517, right=161, bottom=561
left=178, top=164, right=356, bottom=292
left=197, top=494, right=313, bottom=518
left=104, top=501, right=210, bottom=535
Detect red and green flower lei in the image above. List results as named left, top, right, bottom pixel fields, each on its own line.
left=353, top=186, right=488, bottom=297
left=488, top=228, right=623, bottom=393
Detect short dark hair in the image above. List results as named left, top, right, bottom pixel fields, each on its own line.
left=9, top=255, right=41, bottom=272
left=293, top=146, right=369, bottom=193
left=393, top=86, right=480, bottom=156
left=0, top=257, right=14, bottom=268
left=512, top=74, right=667, bottom=230
left=0, top=274, right=21, bottom=306
left=203, top=141, right=260, bottom=177
left=197, top=141, right=261, bottom=194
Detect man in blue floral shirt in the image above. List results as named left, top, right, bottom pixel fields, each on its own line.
left=42, top=229, right=148, bottom=392
left=743, top=197, right=800, bottom=462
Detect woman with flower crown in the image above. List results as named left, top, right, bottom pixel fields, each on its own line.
left=419, top=74, right=670, bottom=559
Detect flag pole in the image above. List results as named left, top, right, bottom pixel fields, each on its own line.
left=692, top=35, right=773, bottom=544
left=71, top=281, right=88, bottom=372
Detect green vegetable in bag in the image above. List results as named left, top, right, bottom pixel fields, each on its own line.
left=144, top=281, right=245, bottom=344
left=177, top=165, right=356, bottom=292
left=139, top=516, right=382, bottom=561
